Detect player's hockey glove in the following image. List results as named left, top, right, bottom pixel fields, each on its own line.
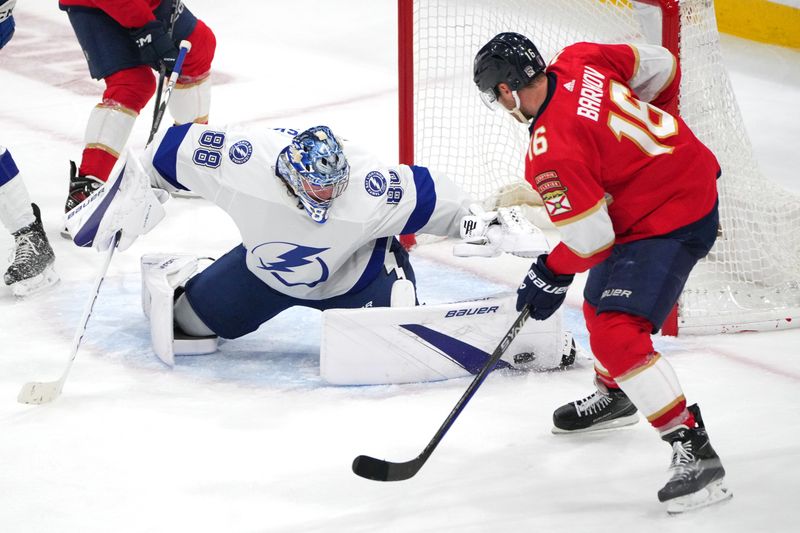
left=516, top=253, right=573, bottom=319
left=0, top=0, right=16, bottom=49
left=130, top=20, right=179, bottom=73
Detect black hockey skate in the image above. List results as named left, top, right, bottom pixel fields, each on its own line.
left=552, top=384, right=639, bottom=434
left=658, top=404, right=732, bottom=514
left=62, top=161, right=103, bottom=238
left=4, top=203, right=59, bottom=297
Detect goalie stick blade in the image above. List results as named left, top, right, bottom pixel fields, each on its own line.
left=17, top=381, right=62, bottom=405
left=352, top=454, right=424, bottom=482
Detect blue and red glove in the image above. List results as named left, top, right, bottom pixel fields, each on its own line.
left=515, top=253, right=574, bottom=320
left=0, top=0, right=16, bottom=49
left=130, top=20, right=179, bottom=73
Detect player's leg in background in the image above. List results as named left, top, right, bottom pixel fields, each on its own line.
left=0, top=147, right=58, bottom=296
left=62, top=7, right=157, bottom=212
left=160, top=2, right=216, bottom=126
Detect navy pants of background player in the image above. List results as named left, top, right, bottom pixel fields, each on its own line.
left=184, top=238, right=416, bottom=339
left=63, top=0, right=198, bottom=79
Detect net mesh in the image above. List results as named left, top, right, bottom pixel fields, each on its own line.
left=409, top=0, right=800, bottom=333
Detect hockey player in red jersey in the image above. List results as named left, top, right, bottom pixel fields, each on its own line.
left=474, top=33, right=730, bottom=513
left=58, top=0, right=216, bottom=212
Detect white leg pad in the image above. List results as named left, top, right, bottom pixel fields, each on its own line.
left=321, top=294, right=569, bottom=385
left=141, top=254, right=217, bottom=366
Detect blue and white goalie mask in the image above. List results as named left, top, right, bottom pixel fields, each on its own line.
left=276, top=125, right=350, bottom=223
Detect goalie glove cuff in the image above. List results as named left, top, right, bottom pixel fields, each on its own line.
left=459, top=203, right=498, bottom=240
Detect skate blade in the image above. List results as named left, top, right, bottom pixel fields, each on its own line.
left=551, top=413, right=640, bottom=434
left=666, top=478, right=733, bottom=515
left=10, top=265, right=60, bottom=298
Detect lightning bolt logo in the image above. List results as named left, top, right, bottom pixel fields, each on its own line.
left=251, top=242, right=330, bottom=288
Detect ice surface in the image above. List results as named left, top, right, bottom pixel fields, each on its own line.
left=1, top=2, right=799, bottom=532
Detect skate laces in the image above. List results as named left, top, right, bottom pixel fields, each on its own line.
left=10, top=233, right=39, bottom=266
left=574, top=391, right=612, bottom=417
left=667, top=439, right=695, bottom=483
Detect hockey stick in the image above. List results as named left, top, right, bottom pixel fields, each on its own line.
left=352, top=306, right=531, bottom=481
left=18, top=38, right=193, bottom=405
left=147, top=0, right=182, bottom=144
left=17, top=232, right=121, bottom=404
left=146, top=40, right=192, bottom=146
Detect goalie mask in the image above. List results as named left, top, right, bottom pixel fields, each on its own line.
left=276, top=125, right=350, bottom=223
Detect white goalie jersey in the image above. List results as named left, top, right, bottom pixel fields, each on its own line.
left=143, top=124, right=471, bottom=300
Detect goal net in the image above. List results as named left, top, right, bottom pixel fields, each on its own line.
left=399, top=0, right=800, bottom=334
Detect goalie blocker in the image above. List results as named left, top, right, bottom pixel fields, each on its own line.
left=321, top=294, right=575, bottom=385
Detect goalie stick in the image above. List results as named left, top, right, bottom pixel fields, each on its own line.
left=18, top=43, right=191, bottom=405
left=352, top=306, right=531, bottom=481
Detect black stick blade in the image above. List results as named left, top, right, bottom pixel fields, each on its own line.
left=352, top=455, right=423, bottom=482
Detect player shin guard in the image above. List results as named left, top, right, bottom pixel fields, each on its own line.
left=169, top=72, right=211, bottom=125
left=583, top=302, right=622, bottom=389
left=588, top=311, right=694, bottom=433
left=614, top=353, right=695, bottom=433
left=80, top=100, right=138, bottom=181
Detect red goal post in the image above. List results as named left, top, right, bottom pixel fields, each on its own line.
left=395, top=0, right=800, bottom=336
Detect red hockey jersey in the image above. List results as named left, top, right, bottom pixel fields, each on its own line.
left=58, top=0, right=159, bottom=28
left=525, top=42, right=719, bottom=275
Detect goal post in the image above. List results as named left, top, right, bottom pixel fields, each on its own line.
left=397, top=0, right=800, bottom=335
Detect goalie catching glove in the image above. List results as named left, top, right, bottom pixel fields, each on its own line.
left=65, top=150, right=169, bottom=252
left=453, top=204, right=549, bottom=258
